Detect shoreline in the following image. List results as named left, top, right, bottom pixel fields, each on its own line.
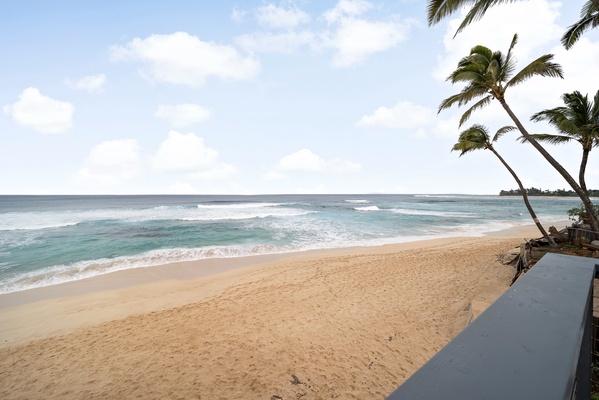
left=0, top=220, right=569, bottom=307
left=0, top=223, right=557, bottom=344
left=0, top=223, right=558, bottom=398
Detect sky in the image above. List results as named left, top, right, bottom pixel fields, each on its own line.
left=1, top=0, right=597, bottom=195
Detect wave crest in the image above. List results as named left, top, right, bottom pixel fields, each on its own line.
left=354, top=206, right=380, bottom=211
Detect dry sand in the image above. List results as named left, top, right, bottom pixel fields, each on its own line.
left=0, top=226, right=543, bottom=399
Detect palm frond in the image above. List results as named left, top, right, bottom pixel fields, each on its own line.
left=493, top=125, right=517, bottom=142
left=562, top=91, right=592, bottom=125
left=506, top=54, right=563, bottom=88
left=487, top=58, right=502, bottom=82
left=531, top=112, right=577, bottom=136
left=530, top=107, right=568, bottom=125
left=454, top=1, right=497, bottom=36
left=469, top=45, right=494, bottom=62
left=438, top=94, right=462, bottom=114
left=457, top=84, right=491, bottom=105
left=581, top=0, right=598, bottom=17
left=519, top=133, right=573, bottom=145
left=448, top=69, right=484, bottom=84
left=439, top=84, right=489, bottom=114
left=499, top=34, right=518, bottom=81
left=557, top=119, right=582, bottom=135
left=592, top=90, right=599, bottom=120
left=561, top=1, right=599, bottom=49
left=459, top=95, right=492, bottom=126
left=451, top=141, right=482, bottom=156
left=427, top=0, right=475, bottom=26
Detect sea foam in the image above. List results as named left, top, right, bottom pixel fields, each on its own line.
left=354, top=206, right=380, bottom=211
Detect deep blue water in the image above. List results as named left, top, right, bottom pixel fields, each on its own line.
left=0, top=194, right=581, bottom=294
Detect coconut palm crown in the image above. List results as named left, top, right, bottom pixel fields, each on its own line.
left=452, top=124, right=556, bottom=245
left=528, top=90, right=599, bottom=192
left=452, top=124, right=514, bottom=154
left=438, top=33, right=563, bottom=128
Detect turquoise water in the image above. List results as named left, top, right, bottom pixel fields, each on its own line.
left=0, top=194, right=580, bottom=294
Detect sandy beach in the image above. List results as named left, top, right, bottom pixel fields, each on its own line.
left=0, top=226, right=542, bottom=399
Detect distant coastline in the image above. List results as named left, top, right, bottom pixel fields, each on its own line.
left=499, top=188, right=599, bottom=197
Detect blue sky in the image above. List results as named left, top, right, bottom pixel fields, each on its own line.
left=1, top=0, right=597, bottom=195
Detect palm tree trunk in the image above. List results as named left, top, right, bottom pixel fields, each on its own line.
left=580, top=148, right=590, bottom=194
left=498, top=98, right=599, bottom=232
left=489, top=147, right=557, bottom=246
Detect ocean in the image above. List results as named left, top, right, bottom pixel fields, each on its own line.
left=0, top=194, right=580, bottom=295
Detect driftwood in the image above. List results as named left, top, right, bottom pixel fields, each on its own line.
left=509, top=226, right=599, bottom=285
left=549, top=226, right=568, bottom=242
left=511, top=239, right=541, bottom=284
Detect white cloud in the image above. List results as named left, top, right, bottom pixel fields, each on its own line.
left=235, top=31, right=316, bottom=53
left=110, top=32, right=260, bottom=86
left=155, top=104, right=212, bottom=128
left=279, top=148, right=323, bottom=171
left=262, top=170, right=288, bottom=181
left=189, top=163, right=238, bottom=180
left=323, top=0, right=372, bottom=24
left=231, top=8, right=248, bottom=23
left=294, top=183, right=327, bottom=194
left=151, top=131, right=237, bottom=179
left=433, top=115, right=464, bottom=138
left=321, top=0, right=412, bottom=67
left=357, top=100, right=472, bottom=139
left=327, top=158, right=362, bottom=173
left=270, top=148, right=361, bottom=178
left=256, top=3, right=311, bottom=29
left=168, top=182, right=199, bottom=194
left=71, top=139, right=141, bottom=186
left=394, top=185, right=409, bottom=194
left=357, top=101, right=435, bottom=129
left=66, top=73, right=106, bottom=93
left=3, top=87, right=74, bottom=134
left=234, top=0, right=411, bottom=65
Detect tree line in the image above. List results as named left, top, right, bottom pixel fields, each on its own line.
left=499, top=188, right=599, bottom=197
left=428, top=0, right=599, bottom=246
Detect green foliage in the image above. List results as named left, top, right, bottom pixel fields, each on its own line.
left=499, top=188, right=599, bottom=197
left=567, top=204, right=599, bottom=222
left=426, top=0, right=599, bottom=50
left=439, top=34, right=563, bottom=128
left=562, top=1, right=599, bottom=49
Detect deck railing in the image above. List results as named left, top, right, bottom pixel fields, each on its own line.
left=568, top=227, right=599, bottom=247
left=386, top=253, right=598, bottom=400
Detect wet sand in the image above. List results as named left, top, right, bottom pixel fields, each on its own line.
left=0, top=225, right=549, bottom=399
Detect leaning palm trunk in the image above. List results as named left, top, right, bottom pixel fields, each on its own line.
left=499, top=99, right=599, bottom=231
left=489, top=147, right=557, bottom=246
left=580, top=149, right=590, bottom=194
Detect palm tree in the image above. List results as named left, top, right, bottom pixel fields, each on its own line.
left=439, top=33, right=599, bottom=231
left=452, top=124, right=557, bottom=246
left=528, top=90, right=599, bottom=193
left=427, top=0, right=599, bottom=49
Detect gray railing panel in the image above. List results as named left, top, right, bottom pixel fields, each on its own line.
left=387, top=253, right=598, bottom=400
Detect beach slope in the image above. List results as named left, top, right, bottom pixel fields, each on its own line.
left=0, top=234, right=523, bottom=399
